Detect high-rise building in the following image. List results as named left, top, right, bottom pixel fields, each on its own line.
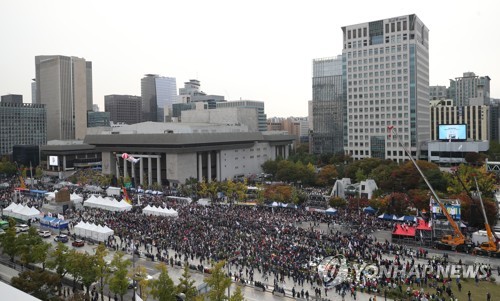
left=0, top=96, right=46, bottom=155
left=449, top=72, right=491, bottom=106
left=311, top=56, right=345, bottom=155
left=342, top=14, right=429, bottom=161
left=141, top=74, right=177, bottom=122
left=216, top=100, right=267, bottom=132
left=430, top=102, right=488, bottom=141
left=35, top=55, right=93, bottom=140
left=1, top=94, right=23, bottom=104
left=429, top=85, right=447, bottom=100
left=105, top=95, right=142, bottom=125
left=87, top=111, right=110, bottom=128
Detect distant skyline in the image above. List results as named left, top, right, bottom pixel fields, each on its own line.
left=0, top=0, right=499, bottom=117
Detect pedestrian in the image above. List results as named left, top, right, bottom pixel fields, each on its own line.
left=487, top=291, right=491, bottom=301
left=467, top=290, right=471, bottom=301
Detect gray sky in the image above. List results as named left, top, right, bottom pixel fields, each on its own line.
left=0, top=0, right=499, bottom=117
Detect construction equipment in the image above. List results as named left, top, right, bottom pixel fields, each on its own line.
left=14, top=162, right=27, bottom=189
left=472, top=176, right=500, bottom=257
left=388, top=126, right=473, bottom=252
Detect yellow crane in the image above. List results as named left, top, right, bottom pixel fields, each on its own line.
left=388, top=126, right=473, bottom=252
left=472, top=176, right=500, bottom=257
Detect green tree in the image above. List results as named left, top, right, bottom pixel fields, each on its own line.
left=11, top=269, right=60, bottom=300
left=132, top=265, right=152, bottom=301
left=108, top=252, right=131, bottom=301
left=205, top=261, right=231, bottom=301
left=0, top=222, right=18, bottom=262
left=46, top=242, right=70, bottom=295
left=35, top=166, right=43, bottom=179
left=80, top=252, right=99, bottom=297
left=66, top=250, right=85, bottom=293
left=94, top=243, right=109, bottom=301
left=149, top=262, right=176, bottom=301
left=176, top=262, right=198, bottom=301
left=329, top=196, right=347, bottom=208
left=261, top=160, right=278, bottom=176
left=229, top=286, right=245, bottom=301
left=16, top=226, right=44, bottom=268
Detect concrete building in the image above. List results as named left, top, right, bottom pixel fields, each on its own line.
left=0, top=97, right=46, bottom=155
left=490, top=99, right=500, bottom=142
left=216, top=100, right=266, bottom=132
left=267, top=117, right=309, bottom=146
left=141, top=74, right=177, bottom=122
left=311, top=56, right=345, bottom=155
left=429, top=85, right=448, bottom=100
left=342, top=14, right=429, bottom=161
left=35, top=55, right=93, bottom=140
left=430, top=102, right=489, bottom=141
left=81, top=123, right=294, bottom=186
left=105, top=95, right=142, bottom=125
left=181, top=107, right=259, bottom=132
left=449, top=72, right=491, bottom=106
left=1, top=94, right=23, bottom=104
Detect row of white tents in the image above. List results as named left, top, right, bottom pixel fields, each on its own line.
left=3, top=203, right=41, bottom=221
left=73, top=221, right=114, bottom=242
left=83, top=195, right=132, bottom=212
left=142, top=205, right=178, bottom=217
left=45, top=191, right=84, bottom=203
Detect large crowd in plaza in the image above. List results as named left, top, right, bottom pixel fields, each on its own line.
left=1, top=175, right=498, bottom=301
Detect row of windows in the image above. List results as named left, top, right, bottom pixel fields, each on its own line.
left=349, top=108, right=409, bottom=115
left=349, top=83, right=409, bottom=92
left=346, top=35, right=411, bottom=49
left=347, top=67, right=409, bottom=80
left=348, top=120, right=409, bottom=127
left=349, top=91, right=409, bottom=100
left=348, top=150, right=407, bottom=157
left=348, top=55, right=408, bottom=68
left=347, top=44, right=408, bottom=57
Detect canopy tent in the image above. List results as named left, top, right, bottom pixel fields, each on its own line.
left=74, top=221, right=114, bottom=242
left=286, top=203, right=298, bottom=209
left=83, top=195, right=132, bottom=212
left=399, top=215, right=417, bottom=223
left=3, top=203, right=41, bottom=221
left=363, top=206, right=377, bottom=214
left=40, top=216, right=69, bottom=230
left=83, top=185, right=103, bottom=193
left=271, top=202, right=287, bottom=207
left=378, top=213, right=397, bottom=221
left=70, top=193, right=84, bottom=203
left=45, top=190, right=58, bottom=201
left=325, top=208, right=338, bottom=215
left=142, top=205, right=179, bottom=217
left=392, top=224, right=416, bottom=237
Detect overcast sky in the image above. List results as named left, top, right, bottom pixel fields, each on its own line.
left=0, top=0, right=499, bottom=117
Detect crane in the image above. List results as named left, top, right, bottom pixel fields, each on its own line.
left=388, top=126, right=472, bottom=252
left=472, top=176, right=500, bottom=257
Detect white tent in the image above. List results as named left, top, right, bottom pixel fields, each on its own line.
left=70, top=193, right=84, bottom=203
left=83, top=196, right=132, bottom=212
left=74, top=221, right=114, bottom=242
left=45, top=190, right=58, bottom=201
left=142, top=205, right=178, bottom=217
left=3, top=203, right=40, bottom=221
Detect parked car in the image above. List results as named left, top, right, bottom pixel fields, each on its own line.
left=54, top=234, right=69, bottom=243
left=72, top=239, right=85, bottom=247
left=39, top=230, right=51, bottom=238
left=16, top=224, right=29, bottom=233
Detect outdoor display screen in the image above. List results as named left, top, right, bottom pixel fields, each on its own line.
left=438, top=124, right=467, bottom=141
left=49, top=156, right=59, bottom=166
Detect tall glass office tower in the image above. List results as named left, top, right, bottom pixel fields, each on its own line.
left=311, top=55, right=345, bottom=155
left=141, top=74, right=177, bottom=122
left=342, top=14, right=429, bottom=161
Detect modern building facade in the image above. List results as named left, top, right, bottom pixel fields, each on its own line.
left=35, top=55, right=93, bottom=141
left=141, top=74, right=177, bottom=122
left=105, top=95, right=142, bottom=125
left=181, top=107, right=259, bottom=132
left=1, top=94, right=23, bottom=104
left=84, top=131, right=294, bottom=186
left=342, top=14, right=430, bottom=161
left=216, top=100, right=267, bottom=132
left=449, top=72, right=491, bottom=106
left=490, top=99, right=500, bottom=142
left=0, top=99, right=46, bottom=155
left=311, top=56, right=345, bottom=155
left=430, top=103, right=489, bottom=141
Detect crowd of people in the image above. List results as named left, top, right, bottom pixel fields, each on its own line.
left=1, top=176, right=498, bottom=301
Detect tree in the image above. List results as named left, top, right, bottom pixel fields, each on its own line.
left=149, top=262, right=176, bottom=301
left=46, top=242, right=70, bottom=295
left=108, top=252, right=131, bottom=301
left=132, top=265, right=152, bottom=301
left=94, top=243, right=109, bottom=301
left=315, top=164, right=338, bottom=187
left=176, top=262, right=198, bottom=301
left=11, top=269, right=60, bottom=300
left=261, top=160, right=278, bottom=176
left=66, top=250, right=85, bottom=293
left=204, top=261, right=231, bottom=301
left=16, top=226, right=45, bottom=268
left=0, top=222, right=18, bottom=262
left=79, top=252, right=99, bottom=297
left=329, top=196, right=347, bottom=208
left=228, top=286, right=245, bottom=301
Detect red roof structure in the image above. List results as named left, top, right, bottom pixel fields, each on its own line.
left=392, top=224, right=416, bottom=237
left=416, top=218, right=432, bottom=231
